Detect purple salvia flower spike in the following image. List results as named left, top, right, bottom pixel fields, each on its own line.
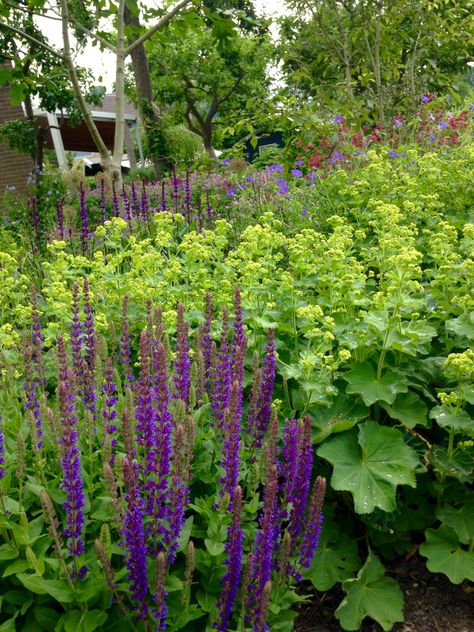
left=82, top=279, right=97, bottom=419
left=111, top=181, right=120, bottom=218
left=56, top=196, right=65, bottom=239
left=122, top=457, right=149, bottom=619
left=0, top=417, right=5, bottom=479
left=185, top=171, right=191, bottom=223
left=141, top=179, right=149, bottom=221
left=58, top=379, right=85, bottom=557
left=299, top=476, right=326, bottom=569
left=79, top=181, right=90, bottom=254
left=281, top=418, right=299, bottom=519
left=160, top=180, right=167, bottom=212
left=288, top=416, right=313, bottom=546
left=166, top=424, right=187, bottom=562
left=247, top=454, right=279, bottom=626
left=173, top=303, right=191, bottom=407
left=30, top=196, right=41, bottom=254
left=211, top=307, right=231, bottom=429
left=248, top=329, right=276, bottom=448
left=214, top=485, right=244, bottom=632
left=220, top=379, right=242, bottom=505
left=130, top=181, right=140, bottom=217
left=70, top=283, right=83, bottom=386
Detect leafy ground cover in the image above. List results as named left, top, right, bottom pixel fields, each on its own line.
left=0, top=115, right=473, bottom=631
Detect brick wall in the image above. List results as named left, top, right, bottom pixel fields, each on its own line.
left=0, top=70, right=33, bottom=195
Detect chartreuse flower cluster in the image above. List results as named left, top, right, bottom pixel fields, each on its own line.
left=0, top=285, right=325, bottom=631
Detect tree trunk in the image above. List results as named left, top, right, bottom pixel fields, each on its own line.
left=124, top=2, right=167, bottom=179
left=202, top=125, right=216, bottom=159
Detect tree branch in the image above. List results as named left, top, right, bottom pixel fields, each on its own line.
left=0, top=22, right=64, bottom=60
left=69, top=15, right=117, bottom=53
left=124, top=0, right=192, bottom=57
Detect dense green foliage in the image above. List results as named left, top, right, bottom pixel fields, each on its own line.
left=0, top=127, right=473, bottom=629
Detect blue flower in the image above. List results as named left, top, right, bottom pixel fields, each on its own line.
left=438, top=121, right=448, bottom=129
left=332, top=152, right=344, bottom=160
left=430, top=134, right=436, bottom=142
left=277, top=179, right=289, bottom=194
left=307, top=172, right=316, bottom=179
left=301, top=209, right=308, bottom=217
left=291, top=169, right=303, bottom=177
left=245, top=176, right=252, bottom=182
left=388, top=151, right=399, bottom=158
left=268, top=164, right=284, bottom=174
left=332, top=114, right=344, bottom=125
left=226, top=188, right=236, bottom=198
left=421, top=95, right=430, bottom=103
left=471, top=104, right=474, bottom=111
left=393, top=117, right=403, bottom=127
left=221, top=158, right=231, bottom=165
left=295, top=160, right=304, bottom=166
left=356, top=150, right=365, bottom=156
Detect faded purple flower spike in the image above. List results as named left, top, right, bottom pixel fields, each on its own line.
left=30, top=196, right=41, bottom=254
left=166, top=424, right=187, bottom=562
left=56, top=196, right=65, bottom=239
left=120, top=294, right=134, bottom=385
left=281, top=418, right=299, bottom=519
left=214, top=485, right=244, bottom=632
left=121, top=185, right=133, bottom=232
left=122, top=457, right=148, bottom=619
left=79, top=181, right=89, bottom=254
left=185, top=171, right=191, bottom=223
left=0, top=417, right=5, bottom=479
left=153, top=551, right=168, bottom=631
left=99, top=178, right=107, bottom=222
left=173, top=303, right=191, bottom=406
left=102, top=357, right=118, bottom=465
left=299, top=476, right=326, bottom=568
left=31, top=287, right=46, bottom=388
left=141, top=179, right=149, bottom=221
left=220, top=380, right=242, bottom=503
left=199, top=292, right=214, bottom=395
left=23, top=341, right=44, bottom=451
left=58, top=379, right=85, bottom=557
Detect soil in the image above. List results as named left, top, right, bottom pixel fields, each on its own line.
left=295, top=555, right=474, bottom=632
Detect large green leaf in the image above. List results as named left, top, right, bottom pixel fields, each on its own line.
left=380, top=391, right=428, bottom=428
left=343, top=364, right=408, bottom=406
left=310, top=391, right=369, bottom=443
left=335, top=552, right=404, bottom=631
left=430, top=445, right=474, bottom=483
left=304, top=519, right=361, bottom=591
left=436, top=495, right=474, bottom=544
left=430, top=405, right=473, bottom=434
left=419, top=525, right=474, bottom=584
left=318, top=421, right=419, bottom=513
left=16, top=574, right=75, bottom=603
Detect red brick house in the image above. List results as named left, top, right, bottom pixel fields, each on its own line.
left=0, top=74, right=34, bottom=194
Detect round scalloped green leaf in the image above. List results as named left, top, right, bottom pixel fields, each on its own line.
left=380, top=391, right=429, bottom=428
left=318, top=421, right=419, bottom=514
left=343, top=364, right=408, bottom=406
left=419, top=525, right=474, bottom=584
left=335, top=552, right=404, bottom=631
left=430, top=406, right=474, bottom=434
left=436, top=495, right=474, bottom=544
left=304, top=519, right=361, bottom=591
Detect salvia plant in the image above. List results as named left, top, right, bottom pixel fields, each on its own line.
left=0, top=287, right=326, bottom=631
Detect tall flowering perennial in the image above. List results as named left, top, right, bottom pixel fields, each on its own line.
left=220, top=380, right=242, bottom=504
left=299, top=476, right=326, bottom=570
left=23, top=340, right=44, bottom=452
left=214, top=485, right=244, bottom=632
left=248, top=329, right=276, bottom=447
left=160, top=180, right=167, bottom=211
left=287, top=416, right=313, bottom=546
left=79, top=181, right=89, bottom=254
left=102, top=358, right=118, bottom=465
left=141, top=179, right=149, bottom=222
left=153, top=552, right=168, bottom=631
left=98, top=177, right=107, bottom=222
left=112, top=181, right=120, bottom=217
left=82, top=279, right=97, bottom=419
left=70, top=283, right=83, bottom=384
left=211, top=307, right=231, bottom=429
left=0, top=417, right=4, bottom=480
left=247, top=455, right=280, bottom=626
left=199, top=291, right=214, bottom=395
left=130, top=181, right=140, bottom=217
left=56, top=196, right=65, bottom=239
left=120, top=294, right=134, bottom=385
left=121, top=185, right=133, bottom=232
left=122, top=457, right=149, bottom=619
left=173, top=303, right=191, bottom=406
left=58, top=378, right=85, bottom=557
